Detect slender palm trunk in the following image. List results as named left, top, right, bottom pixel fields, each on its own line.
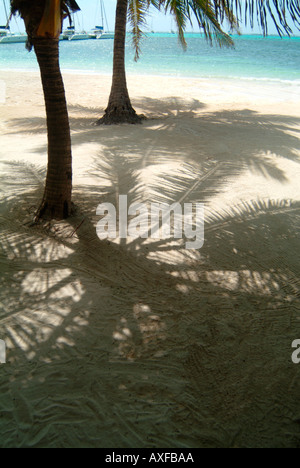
left=33, top=37, right=72, bottom=220
left=97, top=0, right=143, bottom=125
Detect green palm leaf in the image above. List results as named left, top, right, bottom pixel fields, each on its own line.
left=128, top=0, right=237, bottom=61
left=128, top=0, right=150, bottom=60
left=228, top=0, right=300, bottom=36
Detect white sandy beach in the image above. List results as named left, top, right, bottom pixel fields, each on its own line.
left=0, top=70, right=300, bottom=447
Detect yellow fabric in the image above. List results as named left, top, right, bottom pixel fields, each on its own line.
left=36, top=0, right=62, bottom=39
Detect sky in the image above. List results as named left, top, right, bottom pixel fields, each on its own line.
left=2, top=0, right=297, bottom=35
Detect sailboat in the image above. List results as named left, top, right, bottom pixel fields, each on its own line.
left=89, top=0, right=114, bottom=40
left=0, top=27, right=27, bottom=44
left=62, top=12, right=90, bottom=41
left=89, top=27, right=114, bottom=40
left=61, top=25, right=90, bottom=41
left=0, top=1, right=27, bottom=44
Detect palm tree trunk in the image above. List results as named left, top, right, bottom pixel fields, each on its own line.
left=97, top=0, right=143, bottom=125
left=33, top=37, right=72, bottom=220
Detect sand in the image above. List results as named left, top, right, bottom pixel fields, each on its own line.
left=0, top=69, right=300, bottom=448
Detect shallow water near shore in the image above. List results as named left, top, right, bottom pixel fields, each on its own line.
left=0, top=34, right=299, bottom=83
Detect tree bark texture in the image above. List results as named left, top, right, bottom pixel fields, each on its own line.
left=33, top=38, right=72, bottom=220
left=97, top=0, right=143, bottom=125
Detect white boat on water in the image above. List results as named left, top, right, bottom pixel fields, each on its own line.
left=100, top=32, right=114, bottom=40
left=89, top=26, right=104, bottom=39
left=89, top=1, right=114, bottom=40
left=63, top=0, right=114, bottom=42
left=89, top=26, right=114, bottom=40
left=61, top=26, right=90, bottom=41
left=0, top=0, right=27, bottom=44
left=0, top=26, right=27, bottom=43
left=0, top=0, right=114, bottom=44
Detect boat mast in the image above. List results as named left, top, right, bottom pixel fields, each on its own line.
left=99, top=0, right=110, bottom=31
left=3, top=0, right=11, bottom=28
left=3, top=0, right=8, bottom=21
left=100, top=0, right=104, bottom=29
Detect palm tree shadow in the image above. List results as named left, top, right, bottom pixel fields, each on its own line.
left=7, top=98, right=299, bottom=186
left=0, top=156, right=300, bottom=448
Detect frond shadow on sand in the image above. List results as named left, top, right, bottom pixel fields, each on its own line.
left=0, top=144, right=300, bottom=448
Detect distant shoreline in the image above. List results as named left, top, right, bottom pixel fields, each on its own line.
left=3, top=31, right=300, bottom=38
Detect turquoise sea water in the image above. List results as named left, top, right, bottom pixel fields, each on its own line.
left=0, top=33, right=299, bottom=83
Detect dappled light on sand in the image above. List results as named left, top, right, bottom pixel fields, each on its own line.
left=0, top=72, right=300, bottom=447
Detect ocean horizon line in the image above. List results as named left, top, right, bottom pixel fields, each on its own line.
left=2, top=30, right=300, bottom=39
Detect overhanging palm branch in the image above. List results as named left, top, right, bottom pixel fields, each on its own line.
left=128, top=0, right=300, bottom=61
left=128, top=0, right=150, bottom=60
left=162, top=0, right=238, bottom=47
left=128, top=0, right=238, bottom=60
left=228, top=0, right=300, bottom=36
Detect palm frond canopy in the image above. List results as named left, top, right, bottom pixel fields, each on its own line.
left=227, top=0, right=300, bottom=36
left=128, top=0, right=300, bottom=62
left=128, top=0, right=150, bottom=60
left=128, top=0, right=238, bottom=61
left=162, top=0, right=239, bottom=47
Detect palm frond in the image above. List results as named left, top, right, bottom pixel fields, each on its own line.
left=205, top=198, right=299, bottom=229
left=164, top=0, right=189, bottom=48
left=129, top=0, right=237, bottom=61
left=128, top=0, right=150, bottom=60
left=64, top=0, right=80, bottom=13
left=160, top=0, right=238, bottom=48
left=228, top=0, right=300, bottom=36
left=187, top=0, right=238, bottom=47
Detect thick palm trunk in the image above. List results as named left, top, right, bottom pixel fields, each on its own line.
left=33, top=37, right=72, bottom=220
left=97, top=0, right=143, bottom=125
